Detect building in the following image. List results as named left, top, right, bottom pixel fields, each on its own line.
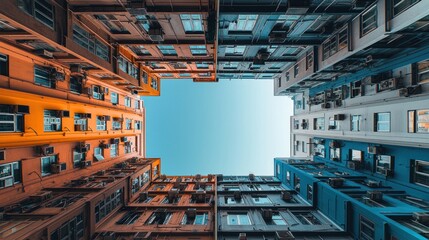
left=272, top=0, right=429, bottom=240
left=216, top=174, right=352, bottom=240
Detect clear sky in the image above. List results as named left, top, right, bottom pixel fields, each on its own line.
left=143, top=79, right=293, bottom=175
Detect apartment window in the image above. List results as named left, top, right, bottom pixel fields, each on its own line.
left=414, top=160, right=429, bottom=187
left=124, top=142, right=132, bottom=154
left=361, top=4, right=377, bottom=36
left=360, top=216, right=375, bottom=240
left=247, top=184, right=261, bottom=191
left=41, top=155, right=58, bottom=176
left=294, top=175, right=301, bottom=191
left=145, top=211, right=172, bottom=225
left=134, top=100, right=140, bottom=109
left=314, top=117, right=325, bottom=130
left=73, top=150, right=85, bottom=168
left=376, top=155, right=393, bottom=176
left=252, top=196, right=272, bottom=204
left=374, top=112, right=391, bottom=132
left=293, top=119, right=299, bottom=129
left=95, top=189, right=122, bottom=223
left=351, top=115, right=362, bottom=131
left=408, top=109, right=429, bottom=133
left=225, top=46, right=246, bottom=56
left=266, top=213, right=287, bottom=225
left=50, top=213, right=84, bottom=240
left=295, top=212, right=321, bottom=225
left=92, top=85, right=105, bottom=100
left=135, top=15, right=150, bottom=31
left=294, top=64, right=299, bottom=77
left=276, top=164, right=280, bottom=175
left=110, top=143, right=118, bottom=157
left=330, top=147, right=340, bottom=161
left=112, top=117, right=122, bottom=130
left=351, top=150, right=363, bottom=161
left=116, top=212, right=141, bottom=225
left=94, top=147, right=104, bottom=161
left=94, top=14, right=129, bottom=34
left=69, top=76, right=82, bottom=94
left=96, top=116, right=107, bottom=131
left=19, top=0, right=55, bottom=29
left=190, top=45, right=207, bottom=55
left=328, top=117, right=339, bottom=130
left=72, top=24, right=109, bottom=61
left=118, top=56, right=138, bottom=79
left=125, top=118, right=132, bottom=130
left=307, top=185, right=313, bottom=201
left=180, top=14, right=203, bottom=33
left=158, top=45, right=177, bottom=56
left=153, top=165, right=159, bottom=176
left=124, top=96, right=131, bottom=107
left=74, top=113, right=88, bottom=131
left=286, top=171, right=291, bottom=183
left=278, top=78, right=282, bottom=88
left=0, top=110, right=24, bottom=133
left=285, top=72, right=290, bottom=81
left=322, top=27, right=348, bottom=60
left=151, top=78, right=159, bottom=90
left=270, top=185, right=283, bottom=190
left=181, top=212, right=208, bottom=225
left=135, top=120, right=142, bottom=130
left=270, top=63, right=285, bottom=70
left=196, top=62, right=209, bottom=69
left=306, top=51, right=314, bottom=70
left=227, top=213, right=251, bottom=225
left=393, top=0, right=420, bottom=17
left=0, top=161, right=21, bottom=189
left=142, top=71, right=148, bottom=84
left=129, top=45, right=151, bottom=56
left=44, top=110, right=61, bottom=131
left=223, top=62, right=239, bottom=70
left=111, top=92, right=119, bottom=105
left=302, top=141, right=307, bottom=153
left=228, top=15, right=258, bottom=32
left=295, top=141, right=300, bottom=152
left=35, top=66, right=55, bottom=88
left=0, top=53, right=8, bottom=76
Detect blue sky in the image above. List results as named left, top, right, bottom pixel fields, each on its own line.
left=143, top=79, right=292, bottom=175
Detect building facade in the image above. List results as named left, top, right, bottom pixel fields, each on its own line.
left=272, top=1, right=429, bottom=240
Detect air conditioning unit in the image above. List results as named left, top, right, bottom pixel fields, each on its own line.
left=262, top=209, right=273, bottom=221
left=193, top=189, right=206, bottom=203
left=80, top=160, right=92, bottom=168
left=287, top=0, right=310, bottom=14
left=334, top=99, right=343, bottom=107
left=34, top=49, right=54, bottom=58
left=238, top=233, right=247, bottom=240
left=334, top=114, right=346, bottom=121
left=110, top=138, right=120, bottom=144
left=398, top=85, right=423, bottom=97
left=367, top=191, right=383, bottom=202
left=413, top=212, right=429, bottom=224
left=367, top=146, right=382, bottom=154
left=168, top=189, right=179, bottom=202
left=249, top=173, right=255, bottom=181
left=233, top=191, right=242, bottom=200
left=186, top=208, right=197, bottom=219
left=35, top=146, right=54, bottom=156
left=13, top=105, right=30, bottom=114
left=328, top=178, right=344, bottom=188
left=148, top=26, right=164, bottom=42
left=195, top=174, right=202, bottom=181
left=50, top=70, right=66, bottom=81
left=139, top=192, right=148, bottom=201
left=275, top=231, right=295, bottom=240
left=51, top=162, right=66, bottom=173
left=269, top=31, right=287, bottom=43
left=377, top=78, right=398, bottom=92
left=104, top=116, right=111, bottom=121
left=347, top=161, right=361, bottom=170
left=121, top=137, right=128, bottom=142
left=366, top=180, right=380, bottom=188
left=100, top=143, right=110, bottom=149
left=281, top=191, right=292, bottom=202
left=329, top=141, right=340, bottom=148
left=301, top=121, right=308, bottom=129
left=328, top=125, right=336, bottom=130
left=321, top=103, right=331, bottom=109
left=30, top=191, right=53, bottom=202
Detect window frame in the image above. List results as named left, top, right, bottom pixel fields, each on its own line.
left=374, top=112, right=391, bottom=132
